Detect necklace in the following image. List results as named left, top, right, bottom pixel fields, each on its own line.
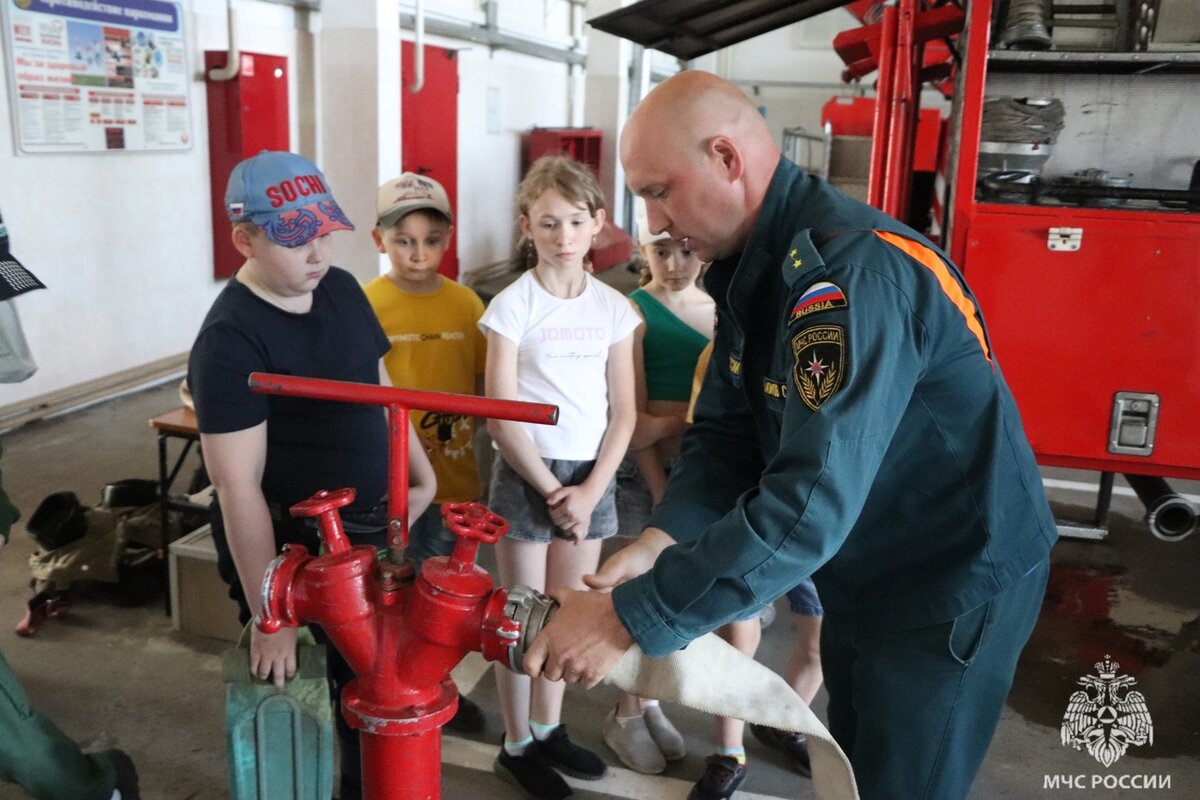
left=532, top=266, right=585, bottom=299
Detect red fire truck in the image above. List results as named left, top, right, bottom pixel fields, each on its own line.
left=592, top=0, right=1199, bottom=541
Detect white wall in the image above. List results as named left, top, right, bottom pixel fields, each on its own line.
left=455, top=45, right=570, bottom=272
left=2, top=0, right=878, bottom=408
left=0, top=0, right=310, bottom=408
left=717, top=10, right=868, bottom=147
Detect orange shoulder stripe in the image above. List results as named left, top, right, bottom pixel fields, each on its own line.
left=873, top=230, right=991, bottom=363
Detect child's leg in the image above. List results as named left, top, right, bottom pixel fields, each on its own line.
left=494, top=536, right=548, bottom=743
left=714, top=617, right=762, bottom=750
left=617, top=691, right=642, bottom=716
left=786, top=615, right=824, bottom=705
left=529, top=536, right=603, bottom=725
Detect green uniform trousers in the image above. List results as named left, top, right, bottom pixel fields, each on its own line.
left=0, top=649, right=118, bottom=800
left=822, top=559, right=1050, bottom=800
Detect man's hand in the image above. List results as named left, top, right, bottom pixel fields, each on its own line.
left=584, top=527, right=675, bottom=590
left=523, top=589, right=634, bottom=689
left=250, top=625, right=298, bottom=689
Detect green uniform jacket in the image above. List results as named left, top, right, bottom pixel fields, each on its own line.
left=613, top=158, right=1057, bottom=656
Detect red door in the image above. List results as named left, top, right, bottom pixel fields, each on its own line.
left=401, top=41, right=459, bottom=278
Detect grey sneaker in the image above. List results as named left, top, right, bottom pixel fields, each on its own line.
left=603, top=707, right=666, bottom=774
left=643, top=704, right=686, bottom=761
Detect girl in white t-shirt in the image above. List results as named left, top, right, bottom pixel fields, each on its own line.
left=479, top=156, right=639, bottom=799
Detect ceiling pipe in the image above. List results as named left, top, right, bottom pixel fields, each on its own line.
left=409, top=0, right=425, bottom=92
left=399, top=4, right=586, bottom=67
left=207, top=0, right=240, bottom=81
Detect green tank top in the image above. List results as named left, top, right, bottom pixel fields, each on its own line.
left=630, top=288, right=711, bottom=402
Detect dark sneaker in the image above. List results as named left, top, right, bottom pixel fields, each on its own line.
left=535, top=725, right=608, bottom=780
left=494, top=739, right=572, bottom=800
left=750, top=723, right=812, bottom=777
left=687, top=754, right=747, bottom=800
left=446, top=692, right=486, bottom=734
left=45, top=590, right=72, bottom=618
left=102, top=749, right=140, bottom=800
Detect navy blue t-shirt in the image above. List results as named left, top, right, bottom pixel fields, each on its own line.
left=188, top=267, right=391, bottom=511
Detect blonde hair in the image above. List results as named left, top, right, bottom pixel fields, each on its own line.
left=635, top=252, right=652, bottom=287
left=515, top=156, right=606, bottom=219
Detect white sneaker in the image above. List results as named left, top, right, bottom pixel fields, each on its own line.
left=643, top=704, right=686, bottom=761
left=603, top=707, right=666, bottom=774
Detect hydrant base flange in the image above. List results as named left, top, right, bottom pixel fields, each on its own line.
left=341, top=678, right=458, bottom=736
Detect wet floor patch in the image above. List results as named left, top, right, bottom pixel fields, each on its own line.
left=1009, top=505, right=1200, bottom=762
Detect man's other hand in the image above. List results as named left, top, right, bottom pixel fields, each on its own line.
left=584, top=526, right=674, bottom=590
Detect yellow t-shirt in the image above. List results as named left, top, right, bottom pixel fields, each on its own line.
left=364, top=276, right=487, bottom=504
left=686, top=340, right=715, bottom=425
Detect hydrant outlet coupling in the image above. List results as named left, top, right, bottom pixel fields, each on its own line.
left=497, top=584, right=559, bottom=674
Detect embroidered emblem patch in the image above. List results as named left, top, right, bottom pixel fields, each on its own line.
left=791, top=325, right=845, bottom=411
left=789, top=282, right=847, bottom=323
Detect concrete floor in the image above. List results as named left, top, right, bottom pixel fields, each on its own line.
left=1, top=369, right=1197, bottom=799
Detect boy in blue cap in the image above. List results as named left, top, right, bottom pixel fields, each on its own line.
left=188, top=151, right=436, bottom=800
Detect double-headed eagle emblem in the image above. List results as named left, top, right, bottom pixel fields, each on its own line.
left=1060, top=655, right=1153, bottom=767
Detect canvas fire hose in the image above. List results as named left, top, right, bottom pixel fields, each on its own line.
left=505, top=586, right=860, bottom=800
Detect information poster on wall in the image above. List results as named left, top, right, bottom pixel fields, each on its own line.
left=2, top=0, right=190, bottom=153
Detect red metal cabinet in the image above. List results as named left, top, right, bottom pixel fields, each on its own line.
left=523, top=128, right=602, bottom=178
left=204, top=51, right=290, bottom=280
left=963, top=206, right=1200, bottom=479
left=402, top=42, right=460, bottom=278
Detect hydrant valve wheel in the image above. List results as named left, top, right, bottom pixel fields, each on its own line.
left=289, top=487, right=357, bottom=517
left=441, top=502, right=510, bottom=543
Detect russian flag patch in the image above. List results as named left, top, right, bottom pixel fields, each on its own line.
left=790, top=281, right=847, bottom=323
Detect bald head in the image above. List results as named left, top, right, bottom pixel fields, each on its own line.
left=623, top=71, right=776, bottom=165
left=621, top=71, right=781, bottom=260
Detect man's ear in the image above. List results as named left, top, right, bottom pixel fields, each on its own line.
left=709, top=135, right=744, bottom=183
left=230, top=224, right=256, bottom=258
left=518, top=214, right=532, bottom=239
left=371, top=227, right=386, bottom=254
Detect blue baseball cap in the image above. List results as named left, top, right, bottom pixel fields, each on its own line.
left=224, top=151, right=354, bottom=248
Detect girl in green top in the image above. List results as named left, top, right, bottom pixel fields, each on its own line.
left=604, top=199, right=714, bottom=776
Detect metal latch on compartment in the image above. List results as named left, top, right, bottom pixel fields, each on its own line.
left=1109, top=391, right=1159, bottom=456
left=1047, top=227, right=1082, bottom=251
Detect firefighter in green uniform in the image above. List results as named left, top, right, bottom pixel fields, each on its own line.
left=525, top=72, right=1057, bottom=800
left=0, top=212, right=140, bottom=800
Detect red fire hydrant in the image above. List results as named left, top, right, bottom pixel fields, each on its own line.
left=247, top=372, right=561, bottom=800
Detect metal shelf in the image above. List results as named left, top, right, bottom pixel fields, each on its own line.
left=988, top=48, right=1200, bottom=73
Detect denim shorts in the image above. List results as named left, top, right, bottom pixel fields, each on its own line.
left=614, top=454, right=653, bottom=537
left=488, top=452, right=618, bottom=543
left=786, top=577, right=823, bottom=617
